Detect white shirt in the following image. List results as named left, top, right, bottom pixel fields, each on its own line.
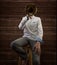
left=18, top=15, right=43, bottom=41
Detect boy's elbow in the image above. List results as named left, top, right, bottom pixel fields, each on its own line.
left=18, top=25, right=22, bottom=29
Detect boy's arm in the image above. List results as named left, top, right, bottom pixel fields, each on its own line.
left=37, top=18, right=43, bottom=39
left=35, top=18, right=43, bottom=43
left=18, top=16, right=28, bottom=30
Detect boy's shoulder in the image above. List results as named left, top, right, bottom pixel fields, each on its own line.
left=34, top=16, right=41, bottom=22
left=35, top=16, right=41, bottom=20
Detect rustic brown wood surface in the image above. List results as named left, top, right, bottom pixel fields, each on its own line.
left=0, top=0, right=56, bottom=65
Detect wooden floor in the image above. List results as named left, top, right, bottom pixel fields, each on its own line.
left=0, top=0, right=56, bottom=65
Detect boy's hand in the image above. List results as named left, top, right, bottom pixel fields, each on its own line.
left=34, top=42, right=41, bottom=55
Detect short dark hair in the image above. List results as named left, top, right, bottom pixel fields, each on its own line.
left=26, top=4, right=37, bottom=15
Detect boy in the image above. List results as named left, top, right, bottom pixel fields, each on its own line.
left=10, top=4, right=43, bottom=65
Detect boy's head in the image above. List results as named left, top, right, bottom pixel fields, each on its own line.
left=26, top=4, right=37, bottom=16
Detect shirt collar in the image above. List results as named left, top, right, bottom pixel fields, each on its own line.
left=26, top=15, right=35, bottom=19
left=31, top=15, right=35, bottom=18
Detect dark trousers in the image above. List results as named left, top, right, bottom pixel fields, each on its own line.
left=10, top=37, right=40, bottom=65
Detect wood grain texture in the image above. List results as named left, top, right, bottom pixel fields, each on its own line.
left=0, top=1, right=56, bottom=65
left=0, top=0, right=56, bottom=2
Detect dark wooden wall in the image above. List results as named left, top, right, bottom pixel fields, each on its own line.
left=0, top=0, right=56, bottom=65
